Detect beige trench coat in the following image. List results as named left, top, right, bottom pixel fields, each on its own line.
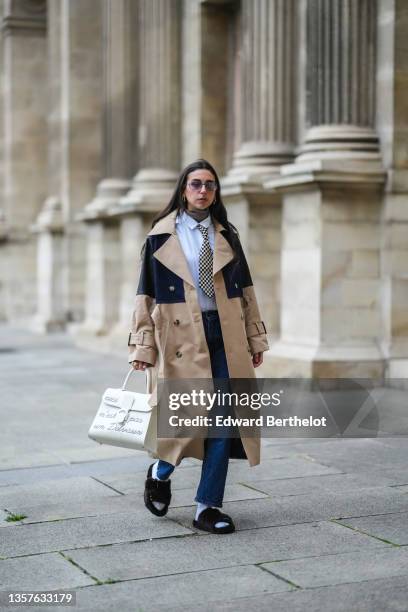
left=128, top=209, right=269, bottom=467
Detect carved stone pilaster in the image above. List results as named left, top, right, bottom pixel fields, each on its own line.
left=121, top=0, right=181, bottom=209
left=227, top=0, right=297, bottom=180
left=298, top=0, right=380, bottom=162
left=84, top=0, right=136, bottom=216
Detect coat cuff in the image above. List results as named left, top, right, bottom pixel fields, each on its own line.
left=128, top=330, right=157, bottom=366
left=246, top=321, right=269, bottom=355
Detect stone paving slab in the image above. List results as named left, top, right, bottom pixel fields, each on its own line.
left=0, top=454, right=153, bottom=486
left=170, top=487, right=408, bottom=532
left=0, top=477, right=120, bottom=513
left=0, top=511, right=193, bottom=558
left=354, top=466, right=408, bottom=486
left=245, top=471, right=396, bottom=497
left=169, top=574, right=408, bottom=612
left=67, top=520, right=388, bottom=583
left=2, top=494, right=137, bottom=526
left=261, top=546, right=408, bottom=588
left=70, top=565, right=293, bottom=611
left=280, top=438, right=408, bottom=474
left=0, top=552, right=95, bottom=590
left=227, top=455, right=342, bottom=482
left=377, top=437, right=408, bottom=450
left=337, top=511, right=408, bottom=545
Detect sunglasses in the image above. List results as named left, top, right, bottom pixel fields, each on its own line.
left=187, top=179, right=217, bottom=192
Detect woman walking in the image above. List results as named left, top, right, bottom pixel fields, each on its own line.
left=128, top=159, right=269, bottom=534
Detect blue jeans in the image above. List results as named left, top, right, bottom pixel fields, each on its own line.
left=156, top=310, right=231, bottom=507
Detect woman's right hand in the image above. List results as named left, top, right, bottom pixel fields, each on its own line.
left=131, top=360, right=149, bottom=371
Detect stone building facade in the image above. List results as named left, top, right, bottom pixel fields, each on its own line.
left=0, top=0, right=407, bottom=380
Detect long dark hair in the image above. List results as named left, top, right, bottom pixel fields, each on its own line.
left=151, top=159, right=241, bottom=259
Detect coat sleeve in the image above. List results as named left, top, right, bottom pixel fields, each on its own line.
left=128, top=239, right=158, bottom=366
left=237, top=238, right=270, bottom=356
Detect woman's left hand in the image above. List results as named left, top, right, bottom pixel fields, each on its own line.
left=252, top=352, right=263, bottom=368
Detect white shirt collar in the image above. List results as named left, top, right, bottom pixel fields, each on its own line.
left=176, top=209, right=212, bottom=230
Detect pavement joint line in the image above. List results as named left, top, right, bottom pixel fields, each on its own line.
left=90, top=476, right=125, bottom=496
left=0, top=528, right=201, bottom=560
left=0, top=454, right=150, bottom=475
left=60, top=560, right=297, bottom=590
left=329, top=518, right=402, bottom=547
left=256, top=562, right=301, bottom=589
left=299, top=576, right=408, bottom=593
left=0, top=462, right=66, bottom=474
left=236, top=481, right=270, bottom=495
left=59, top=551, right=101, bottom=585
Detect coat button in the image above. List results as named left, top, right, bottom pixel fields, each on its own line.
left=169, top=285, right=175, bottom=291
left=173, top=319, right=180, bottom=326
left=176, top=350, right=182, bottom=358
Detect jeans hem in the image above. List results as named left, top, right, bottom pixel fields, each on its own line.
left=194, top=496, right=223, bottom=508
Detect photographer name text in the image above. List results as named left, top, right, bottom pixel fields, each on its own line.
left=168, top=415, right=327, bottom=428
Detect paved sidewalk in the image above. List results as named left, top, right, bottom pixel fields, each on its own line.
left=1, top=324, right=408, bottom=611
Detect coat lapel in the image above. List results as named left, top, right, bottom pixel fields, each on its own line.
left=148, top=209, right=235, bottom=285
left=148, top=210, right=195, bottom=287
left=213, top=220, right=235, bottom=276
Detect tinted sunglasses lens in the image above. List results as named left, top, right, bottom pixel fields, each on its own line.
left=189, top=180, right=217, bottom=191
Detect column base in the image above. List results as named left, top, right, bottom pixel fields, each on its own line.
left=120, top=168, right=179, bottom=212
left=387, top=360, right=408, bottom=389
left=30, top=315, right=66, bottom=334
left=72, top=321, right=128, bottom=360
left=79, top=178, right=132, bottom=219
left=31, top=198, right=66, bottom=332
left=228, top=141, right=294, bottom=181
left=264, top=341, right=386, bottom=379
left=297, top=125, right=383, bottom=164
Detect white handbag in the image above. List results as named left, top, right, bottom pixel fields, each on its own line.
left=88, top=368, right=156, bottom=452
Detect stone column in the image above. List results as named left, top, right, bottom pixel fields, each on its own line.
left=265, top=0, right=386, bottom=378
left=182, top=0, right=232, bottom=174
left=222, top=0, right=298, bottom=345
left=79, top=0, right=137, bottom=337
left=31, top=198, right=65, bottom=331
left=0, top=0, right=47, bottom=322
left=33, top=0, right=103, bottom=332
left=298, top=0, right=379, bottom=161
left=121, top=0, right=181, bottom=209
left=226, top=0, right=297, bottom=182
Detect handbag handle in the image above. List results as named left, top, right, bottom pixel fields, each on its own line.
left=122, top=366, right=151, bottom=392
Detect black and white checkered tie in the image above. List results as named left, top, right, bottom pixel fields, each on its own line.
left=197, top=224, right=215, bottom=298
